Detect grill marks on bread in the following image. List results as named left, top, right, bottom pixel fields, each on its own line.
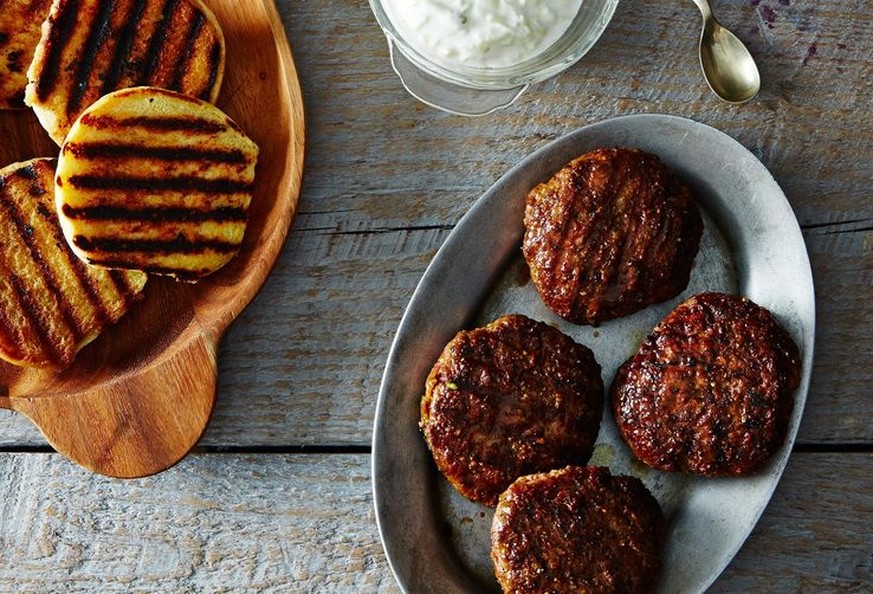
left=26, top=0, right=225, bottom=144
left=0, top=0, right=53, bottom=108
left=0, top=158, right=147, bottom=368
left=55, top=87, right=259, bottom=282
left=63, top=141, right=249, bottom=164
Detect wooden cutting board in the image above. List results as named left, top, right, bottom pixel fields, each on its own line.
left=0, top=0, right=305, bottom=478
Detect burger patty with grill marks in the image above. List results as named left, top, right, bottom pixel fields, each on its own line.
left=522, top=147, right=703, bottom=325
left=420, top=314, right=604, bottom=507
left=611, top=292, right=802, bottom=476
left=491, top=465, right=665, bottom=594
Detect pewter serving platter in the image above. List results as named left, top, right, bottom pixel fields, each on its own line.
left=372, top=114, right=815, bottom=593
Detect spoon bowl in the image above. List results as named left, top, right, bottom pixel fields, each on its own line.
left=692, top=0, right=761, bottom=103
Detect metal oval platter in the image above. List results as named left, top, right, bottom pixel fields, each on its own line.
left=373, top=114, right=815, bottom=593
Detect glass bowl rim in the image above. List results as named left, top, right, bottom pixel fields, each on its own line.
left=368, top=0, right=620, bottom=90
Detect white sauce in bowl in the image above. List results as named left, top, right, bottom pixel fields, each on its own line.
left=382, top=0, right=584, bottom=69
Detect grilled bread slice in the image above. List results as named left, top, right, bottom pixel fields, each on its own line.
left=0, top=158, right=147, bottom=369
left=0, top=0, right=53, bottom=109
left=55, top=86, right=259, bottom=282
left=25, top=0, right=225, bottom=144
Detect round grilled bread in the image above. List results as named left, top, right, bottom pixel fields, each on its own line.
left=55, top=86, right=259, bottom=282
left=491, top=465, right=665, bottom=594
left=0, top=0, right=53, bottom=109
left=611, top=292, right=802, bottom=476
left=0, top=158, right=147, bottom=369
left=522, top=147, right=703, bottom=325
left=420, top=314, right=604, bottom=507
left=25, top=0, right=225, bottom=144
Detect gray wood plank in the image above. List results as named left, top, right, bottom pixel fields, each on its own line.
left=713, top=452, right=873, bottom=592
left=0, top=451, right=868, bottom=592
left=0, top=453, right=399, bottom=593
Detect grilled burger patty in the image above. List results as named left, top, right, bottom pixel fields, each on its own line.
left=522, top=147, right=703, bottom=325
left=26, top=0, right=225, bottom=144
left=0, top=0, right=53, bottom=109
left=420, top=314, right=604, bottom=507
left=611, top=292, right=802, bottom=476
left=491, top=465, right=665, bottom=594
left=0, top=158, right=147, bottom=368
left=55, top=86, right=259, bottom=282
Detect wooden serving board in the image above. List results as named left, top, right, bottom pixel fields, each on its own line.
left=0, top=0, right=304, bottom=478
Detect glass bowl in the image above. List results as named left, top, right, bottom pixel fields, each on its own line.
left=368, top=0, right=619, bottom=115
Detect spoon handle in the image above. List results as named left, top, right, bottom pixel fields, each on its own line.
left=690, top=0, right=713, bottom=20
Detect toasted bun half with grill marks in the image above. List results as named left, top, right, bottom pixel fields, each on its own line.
left=0, top=0, right=53, bottom=109
left=25, top=0, right=225, bottom=144
left=0, top=158, right=147, bottom=369
left=55, top=86, right=259, bottom=282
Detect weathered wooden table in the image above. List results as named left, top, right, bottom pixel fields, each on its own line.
left=0, top=0, right=870, bottom=591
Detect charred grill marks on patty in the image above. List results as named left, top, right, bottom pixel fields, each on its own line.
left=491, top=465, right=665, bottom=594
left=610, top=292, right=801, bottom=476
left=522, top=148, right=703, bottom=325
left=420, top=314, right=604, bottom=507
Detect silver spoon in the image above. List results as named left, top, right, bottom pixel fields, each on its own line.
left=691, top=0, right=761, bottom=103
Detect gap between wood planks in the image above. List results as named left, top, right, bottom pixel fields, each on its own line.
left=0, top=444, right=870, bottom=455
left=802, top=218, right=873, bottom=235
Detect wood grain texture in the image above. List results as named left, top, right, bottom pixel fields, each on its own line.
left=0, top=453, right=398, bottom=593
left=0, top=0, right=305, bottom=476
left=0, top=452, right=867, bottom=592
left=713, top=452, right=873, bottom=592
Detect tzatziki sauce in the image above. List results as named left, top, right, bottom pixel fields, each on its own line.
left=382, top=0, right=584, bottom=70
